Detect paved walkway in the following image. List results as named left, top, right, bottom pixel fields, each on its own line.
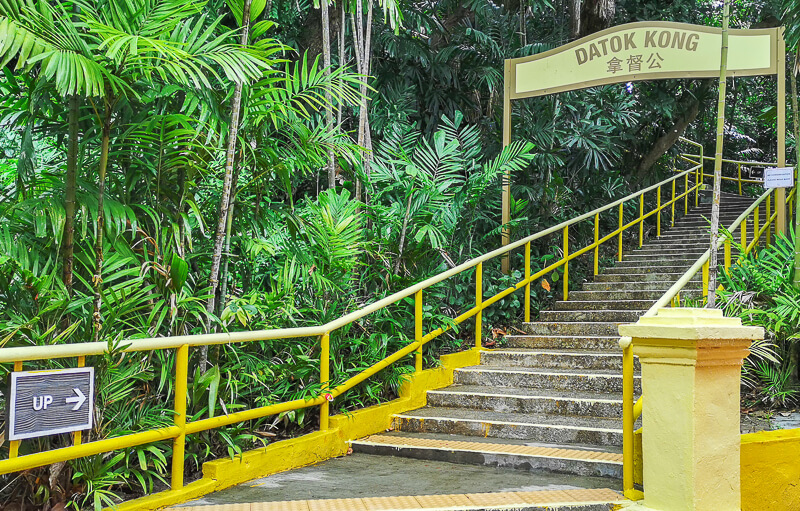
left=173, top=455, right=622, bottom=510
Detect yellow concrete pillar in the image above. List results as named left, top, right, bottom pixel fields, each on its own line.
left=618, top=308, right=763, bottom=511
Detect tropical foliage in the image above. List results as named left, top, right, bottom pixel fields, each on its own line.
left=0, top=0, right=796, bottom=508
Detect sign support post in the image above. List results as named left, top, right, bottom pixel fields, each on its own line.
left=776, top=29, right=787, bottom=235
left=500, top=22, right=787, bottom=253
left=502, top=60, right=512, bottom=273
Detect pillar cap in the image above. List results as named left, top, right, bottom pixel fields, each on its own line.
left=619, top=307, right=763, bottom=341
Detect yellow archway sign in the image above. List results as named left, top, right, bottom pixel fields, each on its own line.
left=501, top=21, right=786, bottom=255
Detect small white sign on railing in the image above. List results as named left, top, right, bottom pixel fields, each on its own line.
left=763, top=167, right=795, bottom=189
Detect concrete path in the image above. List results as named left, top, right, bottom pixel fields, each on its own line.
left=174, top=455, right=623, bottom=511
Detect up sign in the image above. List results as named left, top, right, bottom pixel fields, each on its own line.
left=6, top=368, right=94, bottom=440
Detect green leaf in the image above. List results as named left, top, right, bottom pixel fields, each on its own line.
left=169, top=254, right=189, bottom=292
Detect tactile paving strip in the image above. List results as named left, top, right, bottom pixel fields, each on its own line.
left=175, top=488, right=624, bottom=511
left=353, top=435, right=623, bottom=463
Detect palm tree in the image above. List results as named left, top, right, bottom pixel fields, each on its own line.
left=0, top=0, right=276, bottom=339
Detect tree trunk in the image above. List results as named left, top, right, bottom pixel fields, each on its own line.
left=570, top=0, right=581, bottom=39
left=219, top=164, right=241, bottom=314
left=707, top=0, right=730, bottom=307
left=322, top=0, right=335, bottom=190
left=204, top=0, right=252, bottom=367
left=790, top=54, right=800, bottom=288
left=579, top=0, right=614, bottom=38
left=394, top=192, right=414, bottom=275
left=637, top=81, right=710, bottom=177
left=337, top=2, right=346, bottom=129
left=62, top=96, right=79, bottom=297
left=92, top=99, right=113, bottom=342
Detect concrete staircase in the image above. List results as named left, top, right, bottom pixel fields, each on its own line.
left=351, top=192, right=757, bottom=481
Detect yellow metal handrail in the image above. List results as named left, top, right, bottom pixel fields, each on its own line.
left=0, top=161, right=703, bottom=489
left=620, top=177, right=796, bottom=500
left=677, top=136, right=777, bottom=194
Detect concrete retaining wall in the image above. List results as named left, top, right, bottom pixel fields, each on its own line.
left=741, top=428, right=800, bottom=511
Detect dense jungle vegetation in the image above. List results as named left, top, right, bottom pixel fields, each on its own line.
left=1, top=0, right=800, bottom=508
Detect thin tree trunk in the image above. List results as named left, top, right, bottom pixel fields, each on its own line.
left=92, top=99, right=113, bottom=342
left=322, top=0, right=335, bottom=190
left=337, top=2, right=346, bottom=128
left=62, top=96, right=79, bottom=297
left=220, top=164, right=241, bottom=314
left=353, top=0, right=366, bottom=201
left=361, top=1, right=373, bottom=204
left=394, top=193, right=414, bottom=275
left=707, top=0, right=730, bottom=307
left=790, top=54, right=800, bottom=287
left=204, top=0, right=252, bottom=367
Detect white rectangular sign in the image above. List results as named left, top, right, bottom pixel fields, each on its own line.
left=763, top=167, right=795, bottom=189
left=7, top=367, right=94, bottom=440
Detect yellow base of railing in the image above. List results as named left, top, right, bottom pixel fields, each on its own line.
left=108, top=349, right=482, bottom=510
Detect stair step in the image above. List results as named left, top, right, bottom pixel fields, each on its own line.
left=522, top=322, right=623, bottom=336
left=581, top=281, right=699, bottom=292
left=426, top=385, right=627, bottom=417
left=454, top=366, right=640, bottom=393
left=593, top=273, right=699, bottom=283
left=567, top=290, right=695, bottom=301
left=351, top=433, right=623, bottom=479
left=393, top=407, right=625, bottom=446
left=612, top=258, right=703, bottom=267
left=481, top=349, right=639, bottom=372
left=623, top=254, right=707, bottom=262
left=503, top=335, right=621, bottom=350
left=553, top=300, right=655, bottom=311
left=602, top=265, right=691, bottom=275
left=537, top=310, right=644, bottom=323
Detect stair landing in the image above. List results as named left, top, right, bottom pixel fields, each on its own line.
left=172, top=453, right=624, bottom=510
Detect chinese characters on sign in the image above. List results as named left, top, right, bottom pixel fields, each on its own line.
left=608, top=53, right=664, bottom=74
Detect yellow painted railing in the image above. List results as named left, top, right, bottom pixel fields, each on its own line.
left=677, top=136, right=777, bottom=194
left=620, top=155, right=797, bottom=499
left=0, top=161, right=704, bottom=492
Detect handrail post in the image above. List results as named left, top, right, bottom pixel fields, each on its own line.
left=415, top=290, right=423, bottom=372
left=685, top=172, right=689, bottom=215
left=74, top=356, right=85, bottom=447
left=695, top=166, right=700, bottom=208
left=656, top=185, right=662, bottom=237
left=741, top=217, right=748, bottom=256
left=767, top=194, right=772, bottom=246
left=620, top=337, right=635, bottom=498
left=737, top=163, right=743, bottom=196
left=593, top=213, right=600, bottom=276
left=724, top=239, right=732, bottom=274
left=754, top=206, right=760, bottom=245
left=638, top=194, right=644, bottom=248
left=563, top=226, right=569, bottom=301
left=320, top=332, right=330, bottom=430
left=671, top=179, right=676, bottom=227
left=9, top=360, right=22, bottom=458
left=702, top=260, right=710, bottom=300
left=618, top=203, right=624, bottom=262
left=475, top=262, right=483, bottom=348
left=524, top=242, right=531, bottom=322
left=171, top=344, right=189, bottom=490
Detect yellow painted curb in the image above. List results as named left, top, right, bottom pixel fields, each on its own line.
left=171, top=488, right=624, bottom=511
left=111, top=349, right=482, bottom=511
